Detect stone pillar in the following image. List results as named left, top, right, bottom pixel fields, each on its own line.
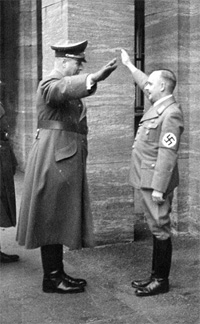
left=187, top=0, right=200, bottom=234
left=0, top=0, right=20, bottom=145
left=144, top=0, right=200, bottom=234
left=68, top=0, right=136, bottom=244
left=14, top=0, right=42, bottom=170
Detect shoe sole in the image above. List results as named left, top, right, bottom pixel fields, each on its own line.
left=43, top=287, right=85, bottom=294
left=135, top=288, right=169, bottom=297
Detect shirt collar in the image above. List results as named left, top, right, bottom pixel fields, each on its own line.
left=153, top=94, right=173, bottom=107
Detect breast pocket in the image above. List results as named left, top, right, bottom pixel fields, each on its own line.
left=144, top=122, right=160, bottom=142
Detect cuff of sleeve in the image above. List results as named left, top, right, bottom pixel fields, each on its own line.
left=86, top=74, right=96, bottom=90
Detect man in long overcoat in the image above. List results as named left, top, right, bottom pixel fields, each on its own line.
left=17, top=40, right=117, bottom=293
left=121, top=49, right=184, bottom=296
left=0, top=90, right=19, bottom=263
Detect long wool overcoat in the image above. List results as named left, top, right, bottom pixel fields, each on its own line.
left=17, top=71, right=96, bottom=249
left=0, top=104, right=17, bottom=227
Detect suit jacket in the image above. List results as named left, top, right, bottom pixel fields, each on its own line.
left=129, top=70, right=184, bottom=195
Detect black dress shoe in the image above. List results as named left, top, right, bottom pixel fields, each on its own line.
left=131, top=276, right=153, bottom=289
left=0, top=252, right=19, bottom=263
left=43, top=270, right=85, bottom=294
left=135, top=278, right=169, bottom=297
left=62, top=271, right=87, bottom=287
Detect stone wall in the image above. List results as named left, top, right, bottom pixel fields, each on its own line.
left=187, top=0, right=200, bottom=234
left=0, top=0, right=20, bottom=154
left=0, top=0, right=41, bottom=170
left=14, top=0, right=42, bottom=170
left=144, top=0, right=200, bottom=235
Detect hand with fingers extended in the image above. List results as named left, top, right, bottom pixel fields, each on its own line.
left=121, top=49, right=132, bottom=67
left=90, top=58, right=117, bottom=83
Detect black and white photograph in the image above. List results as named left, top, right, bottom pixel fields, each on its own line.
left=0, top=1, right=199, bottom=323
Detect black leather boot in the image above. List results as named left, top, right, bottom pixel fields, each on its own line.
left=154, top=237, right=172, bottom=279
left=131, top=235, right=156, bottom=289
left=0, top=251, right=19, bottom=263
left=61, top=270, right=87, bottom=287
left=43, top=269, right=85, bottom=294
left=135, top=278, right=169, bottom=296
left=135, top=237, right=172, bottom=297
left=41, top=244, right=87, bottom=293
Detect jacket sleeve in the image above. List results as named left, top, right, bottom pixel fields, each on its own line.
left=40, top=73, right=97, bottom=106
left=151, top=109, right=184, bottom=193
left=132, top=69, right=148, bottom=92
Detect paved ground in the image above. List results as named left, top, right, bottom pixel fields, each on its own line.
left=0, top=171, right=199, bottom=324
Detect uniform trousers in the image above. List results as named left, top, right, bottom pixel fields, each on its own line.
left=141, top=189, right=173, bottom=240
left=140, top=189, right=173, bottom=279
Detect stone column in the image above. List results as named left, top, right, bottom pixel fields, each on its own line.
left=187, top=0, right=200, bottom=234
left=144, top=0, right=200, bottom=234
left=14, top=0, right=42, bottom=170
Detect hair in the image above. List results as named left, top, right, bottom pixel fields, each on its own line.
left=155, top=69, right=177, bottom=93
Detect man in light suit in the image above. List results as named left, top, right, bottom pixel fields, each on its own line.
left=121, top=49, right=184, bottom=296
left=17, top=40, right=117, bottom=294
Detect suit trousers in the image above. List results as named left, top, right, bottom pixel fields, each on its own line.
left=140, top=189, right=173, bottom=240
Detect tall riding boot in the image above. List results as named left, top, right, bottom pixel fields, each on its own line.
left=41, top=244, right=63, bottom=275
left=41, top=244, right=86, bottom=294
left=131, top=235, right=156, bottom=289
left=151, top=234, right=157, bottom=277
left=135, top=237, right=172, bottom=296
left=154, top=237, right=172, bottom=279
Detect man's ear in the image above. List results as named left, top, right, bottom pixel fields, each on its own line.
left=62, top=59, right=67, bottom=67
left=160, top=81, right=165, bottom=92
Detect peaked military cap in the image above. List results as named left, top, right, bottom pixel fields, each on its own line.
left=51, top=40, right=88, bottom=62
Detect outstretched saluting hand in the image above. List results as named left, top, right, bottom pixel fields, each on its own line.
left=91, top=58, right=117, bottom=83
left=121, top=49, right=132, bottom=67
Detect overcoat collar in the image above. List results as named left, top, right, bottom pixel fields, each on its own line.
left=49, top=69, right=64, bottom=79
left=141, top=96, right=176, bottom=122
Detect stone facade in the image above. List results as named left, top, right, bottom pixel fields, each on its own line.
left=144, top=0, right=200, bottom=235
left=0, top=0, right=41, bottom=168
left=0, top=0, right=199, bottom=241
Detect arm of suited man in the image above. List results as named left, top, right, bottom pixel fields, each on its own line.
left=121, top=48, right=148, bottom=91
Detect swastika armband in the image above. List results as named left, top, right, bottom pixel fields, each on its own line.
left=162, top=132, right=177, bottom=148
